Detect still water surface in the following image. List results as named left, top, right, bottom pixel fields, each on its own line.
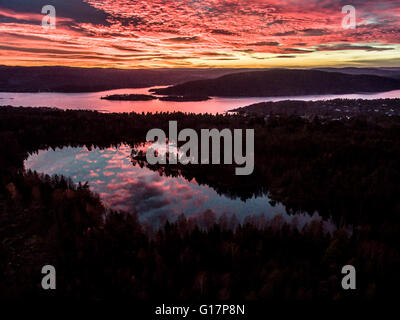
left=2, top=87, right=400, bottom=114
left=24, top=144, right=331, bottom=229
left=15, top=85, right=375, bottom=229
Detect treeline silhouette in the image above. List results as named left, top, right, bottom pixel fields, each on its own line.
left=2, top=171, right=399, bottom=300
left=1, top=105, right=400, bottom=300
left=231, top=98, right=400, bottom=123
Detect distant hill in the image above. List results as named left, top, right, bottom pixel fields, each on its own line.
left=152, top=69, right=400, bottom=97
left=0, top=66, right=260, bottom=93
left=314, top=67, right=400, bottom=79
left=2, top=66, right=400, bottom=94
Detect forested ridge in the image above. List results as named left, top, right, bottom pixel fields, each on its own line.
left=152, top=70, right=400, bottom=97
left=1, top=105, right=400, bottom=300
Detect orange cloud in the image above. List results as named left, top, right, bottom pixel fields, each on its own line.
left=0, top=0, right=399, bottom=68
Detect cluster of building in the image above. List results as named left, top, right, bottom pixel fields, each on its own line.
left=235, top=98, right=400, bottom=122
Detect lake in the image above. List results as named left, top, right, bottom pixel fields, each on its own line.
left=16, top=85, right=375, bottom=230
left=2, top=87, right=400, bottom=114
left=24, top=144, right=332, bottom=229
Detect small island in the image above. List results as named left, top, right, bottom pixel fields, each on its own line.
left=101, top=94, right=157, bottom=101
left=101, top=93, right=211, bottom=102
left=158, top=95, right=210, bottom=102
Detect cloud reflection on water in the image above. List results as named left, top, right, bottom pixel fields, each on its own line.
left=24, top=144, right=332, bottom=230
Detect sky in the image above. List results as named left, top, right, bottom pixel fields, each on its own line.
left=0, top=0, right=399, bottom=68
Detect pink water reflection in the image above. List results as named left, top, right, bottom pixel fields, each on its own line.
left=2, top=87, right=400, bottom=114
left=24, top=144, right=332, bottom=229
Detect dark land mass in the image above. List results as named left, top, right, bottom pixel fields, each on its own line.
left=315, top=67, right=400, bottom=79
left=0, top=66, right=261, bottom=93
left=158, top=95, right=211, bottom=102
left=152, top=69, right=400, bottom=97
left=231, top=98, right=400, bottom=121
left=1, top=104, right=400, bottom=300
left=101, top=93, right=210, bottom=102
left=2, top=66, right=400, bottom=94
left=101, top=94, right=157, bottom=101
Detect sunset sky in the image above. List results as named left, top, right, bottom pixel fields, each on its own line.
left=0, top=0, right=399, bottom=68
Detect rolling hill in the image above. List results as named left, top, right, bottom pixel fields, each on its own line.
left=151, top=69, right=400, bottom=97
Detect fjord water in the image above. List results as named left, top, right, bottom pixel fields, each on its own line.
left=24, top=144, right=332, bottom=229
left=2, top=87, right=400, bottom=114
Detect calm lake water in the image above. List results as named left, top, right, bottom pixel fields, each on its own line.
left=24, top=144, right=331, bottom=229
left=16, top=86, right=369, bottom=230
left=2, top=87, right=400, bottom=114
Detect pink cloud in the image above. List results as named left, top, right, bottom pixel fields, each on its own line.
left=1, top=1, right=399, bottom=67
